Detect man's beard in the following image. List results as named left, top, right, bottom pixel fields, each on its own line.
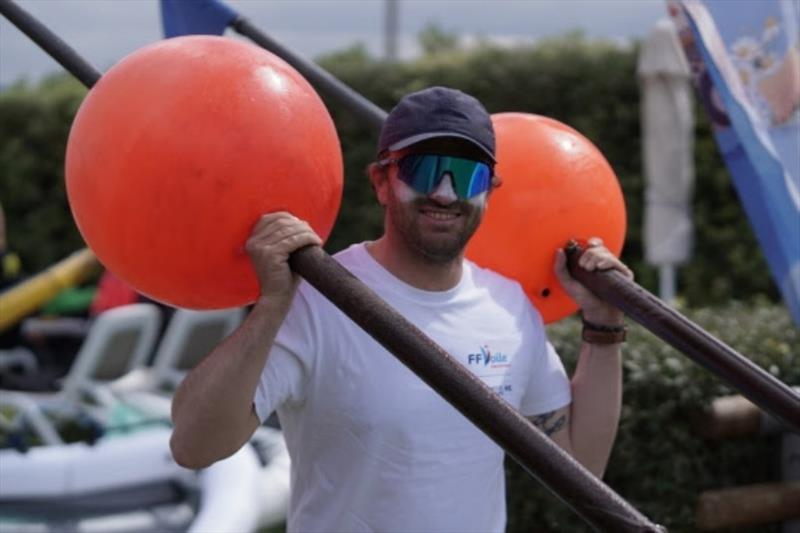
left=386, top=191, right=485, bottom=265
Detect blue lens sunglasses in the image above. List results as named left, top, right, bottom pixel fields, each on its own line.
left=379, top=153, right=493, bottom=200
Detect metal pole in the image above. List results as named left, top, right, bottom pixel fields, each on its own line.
left=566, top=243, right=800, bottom=433
left=384, top=0, right=399, bottom=61
left=0, top=0, right=100, bottom=87
left=658, top=264, right=676, bottom=304
left=1, top=2, right=666, bottom=529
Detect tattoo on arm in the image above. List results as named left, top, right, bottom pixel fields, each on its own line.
left=530, top=410, right=567, bottom=437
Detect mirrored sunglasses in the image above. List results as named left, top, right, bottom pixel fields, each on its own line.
left=381, top=153, right=493, bottom=200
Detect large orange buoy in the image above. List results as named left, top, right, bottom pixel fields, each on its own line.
left=66, top=36, right=343, bottom=309
left=466, top=113, right=626, bottom=324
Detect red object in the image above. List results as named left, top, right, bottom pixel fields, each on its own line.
left=66, top=36, right=343, bottom=309
left=466, top=113, right=627, bottom=324
left=89, top=271, right=139, bottom=316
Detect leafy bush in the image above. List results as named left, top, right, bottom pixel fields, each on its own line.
left=0, top=76, right=87, bottom=274
left=506, top=302, right=798, bottom=532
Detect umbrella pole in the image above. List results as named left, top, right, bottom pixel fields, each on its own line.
left=658, top=264, right=676, bottom=303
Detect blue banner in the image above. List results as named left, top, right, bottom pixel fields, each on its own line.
left=672, top=0, right=800, bottom=324
left=160, top=0, right=238, bottom=38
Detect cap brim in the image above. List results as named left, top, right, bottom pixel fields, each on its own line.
left=388, top=132, right=496, bottom=162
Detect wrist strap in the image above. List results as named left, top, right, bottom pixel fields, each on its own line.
left=581, top=317, right=627, bottom=344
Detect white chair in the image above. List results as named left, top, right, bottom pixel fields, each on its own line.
left=151, top=307, right=245, bottom=389
left=0, top=303, right=162, bottom=444
left=106, top=307, right=245, bottom=422
left=111, top=307, right=245, bottom=394
left=60, top=303, right=162, bottom=400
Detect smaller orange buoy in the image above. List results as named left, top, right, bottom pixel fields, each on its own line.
left=467, top=113, right=627, bottom=323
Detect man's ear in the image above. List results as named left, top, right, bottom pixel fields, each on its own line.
left=490, top=173, right=503, bottom=190
left=367, top=162, right=389, bottom=207
left=483, top=174, right=502, bottom=202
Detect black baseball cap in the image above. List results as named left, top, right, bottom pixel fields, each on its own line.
left=377, top=86, right=496, bottom=162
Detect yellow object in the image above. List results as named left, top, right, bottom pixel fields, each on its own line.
left=2, top=252, right=21, bottom=279
left=0, top=248, right=100, bottom=331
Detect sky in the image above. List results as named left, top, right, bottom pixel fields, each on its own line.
left=0, top=0, right=669, bottom=87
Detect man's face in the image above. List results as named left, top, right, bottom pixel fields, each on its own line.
left=381, top=140, right=492, bottom=264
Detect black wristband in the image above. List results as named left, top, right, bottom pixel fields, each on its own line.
left=582, top=318, right=625, bottom=332
left=581, top=317, right=627, bottom=344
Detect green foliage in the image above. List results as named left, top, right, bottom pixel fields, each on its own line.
left=0, top=75, right=87, bottom=276
left=506, top=302, right=799, bottom=532
left=418, top=23, right=462, bottom=56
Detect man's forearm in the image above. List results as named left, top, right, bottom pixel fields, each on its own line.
left=170, top=297, right=291, bottom=468
left=568, top=341, right=623, bottom=478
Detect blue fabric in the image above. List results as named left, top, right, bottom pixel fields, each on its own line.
left=160, top=0, right=238, bottom=37
left=678, top=0, right=800, bottom=324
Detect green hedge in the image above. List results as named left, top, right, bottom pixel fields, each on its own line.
left=0, top=76, right=87, bottom=271
left=506, top=302, right=799, bottom=532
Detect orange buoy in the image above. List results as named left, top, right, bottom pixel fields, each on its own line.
left=66, top=36, right=343, bottom=309
left=467, top=113, right=626, bottom=323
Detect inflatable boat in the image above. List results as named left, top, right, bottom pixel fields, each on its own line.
left=0, top=423, right=289, bottom=532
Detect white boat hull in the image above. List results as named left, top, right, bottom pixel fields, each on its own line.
left=0, top=426, right=289, bottom=532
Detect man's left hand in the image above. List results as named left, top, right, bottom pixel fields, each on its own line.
left=553, top=238, right=633, bottom=326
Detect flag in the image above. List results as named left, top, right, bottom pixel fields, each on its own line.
left=160, top=0, right=238, bottom=38
left=671, top=0, right=800, bottom=324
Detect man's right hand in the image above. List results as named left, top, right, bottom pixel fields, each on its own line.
left=172, top=210, right=320, bottom=469
left=245, top=212, right=322, bottom=306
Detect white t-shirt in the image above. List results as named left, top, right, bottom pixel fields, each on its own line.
left=254, top=243, right=571, bottom=533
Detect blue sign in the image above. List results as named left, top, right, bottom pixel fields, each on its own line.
left=673, top=0, right=800, bottom=324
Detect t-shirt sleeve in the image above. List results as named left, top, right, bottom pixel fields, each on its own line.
left=253, top=283, right=318, bottom=422
left=519, top=307, right=572, bottom=417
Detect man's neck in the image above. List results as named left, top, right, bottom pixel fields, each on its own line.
left=366, top=235, right=464, bottom=292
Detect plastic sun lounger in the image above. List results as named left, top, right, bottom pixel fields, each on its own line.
left=0, top=305, right=289, bottom=533
left=110, top=307, right=245, bottom=399
left=0, top=303, right=162, bottom=444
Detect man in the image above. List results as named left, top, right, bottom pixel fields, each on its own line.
left=171, top=86, right=632, bottom=532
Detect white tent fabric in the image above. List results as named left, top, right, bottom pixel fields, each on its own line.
left=638, top=18, right=695, bottom=270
